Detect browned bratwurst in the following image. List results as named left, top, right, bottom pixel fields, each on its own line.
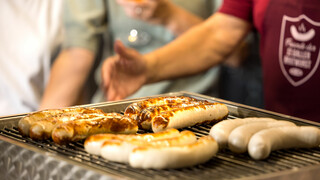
left=52, top=114, right=138, bottom=145
left=18, top=107, right=105, bottom=138
left=124, top=96, right=198, bottom=120
left=138, top=100, right=211, bottom=130
left=18, top=107, right=138, bottom=145
left=152, top=102, right=229, bottom=132
left=125, top=96, right=228, bottom=132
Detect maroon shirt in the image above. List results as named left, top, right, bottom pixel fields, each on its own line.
left=220, top=0, right=320, bottom=122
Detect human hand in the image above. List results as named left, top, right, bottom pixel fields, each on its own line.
left=116, top=0, right=171, bottom=25
left=101, top=40, right=148, bottom=101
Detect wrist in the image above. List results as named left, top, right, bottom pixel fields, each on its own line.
left=144, top=52, right=158, bottom=84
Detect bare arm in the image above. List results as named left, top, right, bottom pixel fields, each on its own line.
left=39, top=48, right=94, bottom=109
left=145, top=13, right=252, bottom=82
left=39, top=0, right=106, bottom=109
left=102, top=13, right=252, bottom=100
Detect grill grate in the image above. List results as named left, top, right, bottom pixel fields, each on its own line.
left=1, top=123, right=320, bottom=180
left=1, top=92, right=320, bottom=179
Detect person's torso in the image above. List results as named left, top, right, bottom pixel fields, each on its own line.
left=253, top=0, right=320, bottom=121
left=0, top=0, right=63, bottom=115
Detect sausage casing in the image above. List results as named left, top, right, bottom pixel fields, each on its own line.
left=84, top=128, right=180, bottom=155
left=52, top=114, right=138, bottom=145
left=100, top=130, right=197, bottom=163
left=129, top=136, right=218, bottom=169
left=209, top=117, right=276, bottom=149
left=248, top=126, right=320, bottom=160
left=20, top=107, right=105, bottom=140
left=228, top=120, right=296, bottom=153
left=152, top=102, right=228, bottom=133
left=124, top=96, right=198, bottom=120
left=138, top=100, right=210, bottom=130
left=18, top=107, right=138, bottom=145
left=18, top=109, right=64, bottom=136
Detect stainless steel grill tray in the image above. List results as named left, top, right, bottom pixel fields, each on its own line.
left=1, top=92, right=320, bottom=180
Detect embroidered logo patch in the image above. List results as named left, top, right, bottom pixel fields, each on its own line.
left=279, top=15, right=320, bottom=86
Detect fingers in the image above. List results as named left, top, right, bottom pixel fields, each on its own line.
left=101, top=54, right=121, bottom=100
left=114, top=40, right=125, bottom=55
left=101, top=54, right=129, bottom=102
left=114, top=41, right=131, bottom=70
left=101, top=58, right=112, bottom=100
left=107, top=90, right=123, bottom=102
left=105, top=79, right=126, bottom=102
left=101, top=41, right=147, bottom=102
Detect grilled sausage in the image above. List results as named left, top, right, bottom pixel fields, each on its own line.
left=84, top=128, right=180, bottom=155
left=124, top=96, right=198, bottom=120
left=209, top=118, right=276, bottom=149
left=248, top=126, right=320, bottom=160
left=18, top=107, right=103, bottom=136
left=228, top=121, right=296, bottom=153
left=138, top=100, right=210, bottom=130
left=18, top=107, right=139, bottom=145
left=28, top=108, right=107, bottom=140
left=52, top=114, right=138, bottom=145
left=152, top=103, right=228, bottom=133
left=18, top=109, right=64, bottom=136
left=129, top=136, right=218, bottom=169
left=100, top=130, right=197, bottom=163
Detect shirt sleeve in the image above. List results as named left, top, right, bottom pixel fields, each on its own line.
left=218, top=0, right=253, bottom=22
left=62, top=0, right=107, bottom=54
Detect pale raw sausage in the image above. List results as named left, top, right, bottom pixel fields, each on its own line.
left=248, top=126, right=320, bottom=160
left=209, top=118, right=276, bottom=149
left=228, top=120, right=296, bottom=153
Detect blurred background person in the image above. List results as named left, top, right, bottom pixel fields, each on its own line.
left=0, top=0, right=63, bottom=116
left=40, top=0, right=263, bottom=110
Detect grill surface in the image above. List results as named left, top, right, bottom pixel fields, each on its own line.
left=1, top=92, right=320, bottom=180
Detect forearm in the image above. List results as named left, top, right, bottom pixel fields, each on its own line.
left=145, top=13, right=251, bottom=83
left=39, top=48, right=95, bottom=110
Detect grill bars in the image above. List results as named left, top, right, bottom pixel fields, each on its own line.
left=1, top=123, right=320, bottom=180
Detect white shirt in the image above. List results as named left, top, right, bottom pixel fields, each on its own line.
left=0, top=0, right=63, bottom=116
